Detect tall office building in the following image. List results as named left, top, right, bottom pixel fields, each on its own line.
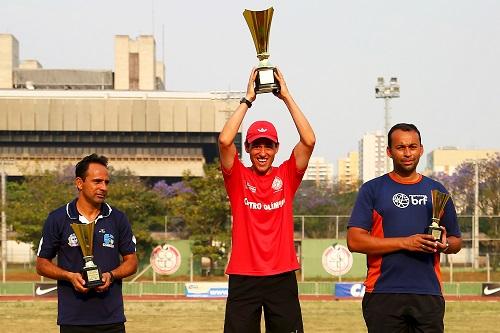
left=337, top=151, right=359, bottom=190
left=303, top=156, right=334, bottom=187
left=426, top=147, right=499, bottom=175
left=359, top=131, right=386, bottom=183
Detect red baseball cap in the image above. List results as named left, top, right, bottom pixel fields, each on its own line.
left=245, top=120, right=279, bottom=144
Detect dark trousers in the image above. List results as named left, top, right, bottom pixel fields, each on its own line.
left=362, top=293, right=445, bottom=333
left=224, top=271, right=303, bottom=333
left=60, top=322, right=125, bottom=333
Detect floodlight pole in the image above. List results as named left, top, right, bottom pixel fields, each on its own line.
left=473, top=160, right=480, bottom=269
left=384, top=97, right=391, bottom=172
left=375, top=77, right=400, bottom=173
left=1, top=163, right=6, bottom=283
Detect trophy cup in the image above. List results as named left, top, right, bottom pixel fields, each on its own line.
left=425, top=190, right=451, bottom=243
left=71, top=222, right=104, bottom=288
left=243, top=7, right=280, bottom=94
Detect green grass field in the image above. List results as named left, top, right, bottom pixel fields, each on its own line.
left=1, top=300, right=499, bottom=332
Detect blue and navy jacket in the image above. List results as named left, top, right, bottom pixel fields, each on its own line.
left=348, top=173, right=461, bottom=296
left=37, top=199, right=136, bottom=325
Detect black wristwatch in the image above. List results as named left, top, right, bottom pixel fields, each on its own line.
left=108, top=271, right=115, bottom=283
left=240, top=97, right=252, bottom=108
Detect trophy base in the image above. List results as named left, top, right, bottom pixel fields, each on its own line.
left=255, top=67, right=280, bottom=94
left=82, top=266, right=104, bottom=288
left=425, top=225, right=443, bottom=243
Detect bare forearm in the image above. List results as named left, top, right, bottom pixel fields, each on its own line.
left=443, top=236, right=462, bottom=254
left=110, top=254, right=138, bottom=280
left=347, top=231, right=406, bottom=255
left=347, top=227, right=447, bottom=255
left=219, top=69, right=257, bottom=148
left=36, top=257, right=71, bottom=281
left=282, top=94, right=315, bottom=147
left=218, top=104, right=248, bottom=147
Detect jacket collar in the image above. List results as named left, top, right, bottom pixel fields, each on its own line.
left=66, top=198, right=112, bottom=221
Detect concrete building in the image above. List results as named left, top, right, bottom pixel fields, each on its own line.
left=303, top=157, right=334, bottom=186
left=426, top=147, right=499, bottom=175
left=359, top=131, right=386, bottom=183
left=115, top=35, right=163, bottom=90
left=337, top=151, right=359, bottom=190
left=0, top=89, right=241, bottom=179
left=0, top=34, right=19, bottom=89
left=0, top=33, right=242, bottom=180
left=2, top=34, right=164, bottom=91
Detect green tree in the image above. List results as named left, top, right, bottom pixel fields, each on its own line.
left=105, top=169, right=166, bottom=262
left=166, top=163, right=230, bottom=274
left=433, top=153, right=500, bottom=270
left=7, top=167, right=164, bottom=262
left=7, top=168, right=75, bottom=250
left=293, top=180, right=358, bottom=238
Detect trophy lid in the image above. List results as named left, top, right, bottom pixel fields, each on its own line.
left=243, top=7, right=274, bottom=58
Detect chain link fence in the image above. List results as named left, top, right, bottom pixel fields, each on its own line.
left=293, top=215, right=500, bottom=270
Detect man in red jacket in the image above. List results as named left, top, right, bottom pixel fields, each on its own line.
left=218, top=68, right=315, bottom=333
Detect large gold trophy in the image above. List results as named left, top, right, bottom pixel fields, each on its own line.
left=425, top=190, right=451, bottom=243
left=243, top=7, right=280, bottom=94
left=71, top=222, right=104, bottom=288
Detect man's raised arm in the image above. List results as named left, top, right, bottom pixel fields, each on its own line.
left=273, top=68, right=315, bottom=170
left=218, top=69, right=257, bottom=171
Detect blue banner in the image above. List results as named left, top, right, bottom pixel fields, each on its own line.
left=335, top=283, right=365, bottom=298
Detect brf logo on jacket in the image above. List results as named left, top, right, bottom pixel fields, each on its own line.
left=392, top=193, right=428, bottom=209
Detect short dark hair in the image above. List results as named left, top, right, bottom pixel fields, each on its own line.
left=75, top=154, right=108, bottom=179
left=387, top=123, right=422, bottom=147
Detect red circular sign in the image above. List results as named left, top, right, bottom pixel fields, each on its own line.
left=322, top=244, right=353, bottom=276
left=150, top=244, right=181, bottom=275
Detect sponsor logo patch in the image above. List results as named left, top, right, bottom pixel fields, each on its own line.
left=34, top=283, right=58, bottom=297
left=68, top=233, right=79, bottom=247
left=483, top=283, right=500, bottom=296
left=271, top=176, right=283, bottom=192
left=392, top=193, right=428, bottom=208
left=103, top=233, right=115, bottom=248
left=246, top=181, right=256, bottom=193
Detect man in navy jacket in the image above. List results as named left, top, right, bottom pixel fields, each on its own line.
left=36, top=154, right=138, bottom=333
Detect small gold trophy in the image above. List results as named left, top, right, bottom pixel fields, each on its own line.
left=243, top=7, right=280, bottom=94
left=425, top=190, right=451, bottom=243
left=71, top=222, right=103, bottom=288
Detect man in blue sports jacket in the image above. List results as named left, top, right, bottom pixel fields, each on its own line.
left=347, top=123, right=462, bottom=333
left=36, top=154, right=138, bottom=333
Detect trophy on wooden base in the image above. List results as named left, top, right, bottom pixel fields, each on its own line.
left=425, top=190, right=451, bottom=243
left=71, top=222, right=103, bottom=288
left=243, top=7, right=280, bottom=94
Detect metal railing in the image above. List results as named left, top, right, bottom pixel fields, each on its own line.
left=0, top=281, right=487, bottom=297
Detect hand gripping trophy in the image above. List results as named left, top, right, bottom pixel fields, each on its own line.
left=243, top=7, right=280, bottom=94
left=71, top=222, right=104, bottom=288
left=425, top=190, right=451, bottom=243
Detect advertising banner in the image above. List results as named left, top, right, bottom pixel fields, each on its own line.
left=185, top=282, right=229, bottom=298
left=334, top=282, right=365, bottom=298
left=34, top=283, right=58, bottom=297
left=482, top=283, right=500, bottom=297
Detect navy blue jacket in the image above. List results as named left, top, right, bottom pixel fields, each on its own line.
left=37, top=199, right=136, bottom=325
left=348, top=174, right=461, bottom=295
